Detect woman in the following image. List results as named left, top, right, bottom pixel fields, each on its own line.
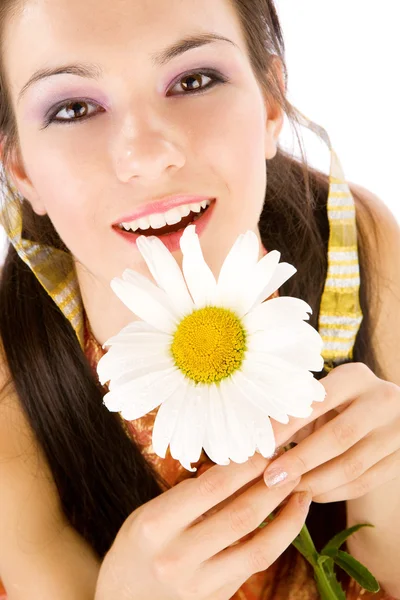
left=0, top=0, right=399, bottom=598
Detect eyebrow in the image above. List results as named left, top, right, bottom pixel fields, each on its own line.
left=17, top=32, right=238, bottom=104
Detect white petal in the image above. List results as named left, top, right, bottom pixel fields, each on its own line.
left=108, top=356, right=175, bottom=391
left=242, top=355, right=316, bottom=397
left=102, top=321, right=168, bottom=348
left=100, top=335, right=170, bottom=361
left=98, top=349, right=173, bottom=387
left=227, top=382, right=258, bottom=455
left=215, top=231, right=259, bottom=313
left=232, top=395, right=276, bottom=458
left=241, top=360, right=325, bottom=416
left=231, top=370, right=290, bottom=424
left=243, top=370, right=314, bottom=418
left=202, top=383, right=230, bottom=465
left=219, top=377, right=255, bottom=462
left=103, top=367, right=182, bottom=418
left=97, top=335, right=172, bottom=385
left=254, top=413, right=276, bottom=458
left=110, top=276, right=178, bottom=334
left=180, top=225, right=218, bottom=308
left=169, top=382, right=203, bottom=472
left=99, top=346, right=171, bottom=384
left=121, top=268, right=177, bottom=315
left=307, top=377, right=327, bottom=403
left=247, top=322, right=324, bottom=372
left=243, top=297, right=313, bottom=334
left=136, top=235, right=194, bottom=317
left=246, top=261, right=297, bottom=314
left=257, top=262, right=298, bottom=305
left=233, top=249, right=280, bottom=318
left=244, top=351, right=315, bottom=380
left=152, top=385, right=186, bottom=459
left=169, top=394, right=186, bottom=464
left=182, top=383, right=208, bottom=466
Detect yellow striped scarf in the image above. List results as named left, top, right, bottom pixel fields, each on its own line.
left=0, top=113, right=363, bottom=368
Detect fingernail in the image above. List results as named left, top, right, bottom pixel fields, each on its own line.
left=264, top=468, right=289, bottom=488
left=297, top=491, right=312, bottom=509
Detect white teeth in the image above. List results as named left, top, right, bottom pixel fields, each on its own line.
left=119, top=199, right=212, bottom=233
left=178, top=204, right=192, bottom=218
left=148, top=213, right=167, bottom=229
left=137, top=217, right=151, bottom=231
left=164, top=207, right=183, bottom=226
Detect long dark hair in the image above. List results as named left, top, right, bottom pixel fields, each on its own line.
left=0, top=0, right=381, bottom=595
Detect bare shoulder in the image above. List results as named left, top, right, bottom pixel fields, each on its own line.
left=348, top=182, right=400, bottom=385
left=0, top=342, right=101, bottom=598
left=348, top=181, right=400, bottom=245
left=348, top=180, right=400, bottom=279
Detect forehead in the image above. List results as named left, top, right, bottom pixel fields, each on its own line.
left=4, top=0, right=245, bottom=97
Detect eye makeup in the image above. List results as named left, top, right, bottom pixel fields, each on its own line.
left=24, top=82, right=110, bottom=123
left=25, top=48, right=240, bottom=129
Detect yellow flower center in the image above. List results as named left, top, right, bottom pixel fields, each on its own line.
left=170, top=306, right=247, bottom=385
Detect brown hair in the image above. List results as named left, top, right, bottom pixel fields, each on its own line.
left=0, top=0, right=381, bottom=595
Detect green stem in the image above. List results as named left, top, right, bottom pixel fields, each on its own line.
left=313, top=564, right=343, bottom=600
left=292, top=524, right=343, bottom=600
left=292, top=523, right=319, bottom=567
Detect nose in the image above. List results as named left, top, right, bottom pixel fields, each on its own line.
left=112, top=115, right=186, bottom=182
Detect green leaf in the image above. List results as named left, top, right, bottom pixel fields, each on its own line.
left=323, top=549, right=380, bottom=593
left=321, top=523, right=375, bottom=555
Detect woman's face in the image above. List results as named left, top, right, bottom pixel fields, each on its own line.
left=3, top=0, right=283, bottom=341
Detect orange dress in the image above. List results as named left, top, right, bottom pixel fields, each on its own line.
left=0, top=318, right=396, bottom=600
left=82, top=319, right=397, bottom=600
left=0, top=313, right=397, bottom=600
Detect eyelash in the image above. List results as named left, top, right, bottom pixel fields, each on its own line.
left=42, top=69, right=229, bottom=128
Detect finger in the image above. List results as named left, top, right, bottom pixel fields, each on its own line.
left=312, top=447, right=400, bottom=503
left=271, top=362, right=378, bottom=449
left=210, top=577, right=249, bottom=600
left=196, top=490, right=312, bottom=594
left=293, top=421, right=400, bottom=498
left=263, top=386, right=393, bottom=488
left=135, top=451, right=272, bottom=544
left=176, top=476, right=301, bottom=567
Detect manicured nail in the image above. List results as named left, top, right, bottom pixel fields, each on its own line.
left=264, top=468, right=289, bottom=488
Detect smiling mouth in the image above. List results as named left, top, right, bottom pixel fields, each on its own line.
left=117, top=202, right=212, bottom=237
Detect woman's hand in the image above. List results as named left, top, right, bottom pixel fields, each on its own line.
left=263, top=362, right=400, bottom=502
left=95, top=452, right=311, bottom=600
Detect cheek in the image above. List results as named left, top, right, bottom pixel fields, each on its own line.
left=189, top=93, right=267, bottom=273
left=191, top=92, right=267, bottom=209
left=23, top=142, right=105, bottom=251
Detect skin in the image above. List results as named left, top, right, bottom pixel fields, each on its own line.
left=3, top=0, right=284, bottom=346
left=266, top=189, right=400, bottom=595
left=3, top=0, right=400, bottom=594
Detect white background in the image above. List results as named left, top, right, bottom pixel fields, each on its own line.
left=275, top=0, right=399, bottom=222
left=1, top=1, right=399, bottom=260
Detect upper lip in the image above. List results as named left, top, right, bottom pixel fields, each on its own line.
left=113, top=195, right=215, bottom=225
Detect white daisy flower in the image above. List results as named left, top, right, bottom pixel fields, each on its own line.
left=97, top=225, right=326, bottom=472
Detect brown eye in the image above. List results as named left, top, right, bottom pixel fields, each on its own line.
left=167, top=70, right=227, bottom=97
left=56, top=101, right=96, bottom=121
left=62, top=101, right=89, bottom=119
left=180, top=73, right=210, bottom=92
left=46, top=100, right=100, bottom=126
